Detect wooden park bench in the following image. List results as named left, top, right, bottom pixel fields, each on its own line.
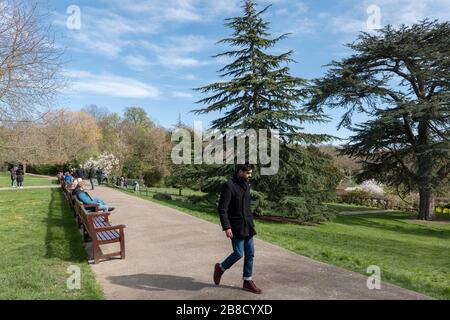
left=73, top=196, right=126, bottom=264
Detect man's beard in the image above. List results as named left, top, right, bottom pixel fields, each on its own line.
left=238, top=175, right=250, bottom=183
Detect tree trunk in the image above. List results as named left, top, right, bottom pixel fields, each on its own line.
left=418, top=188, right=435, bottom=220
left=416, top=121, right=435, bottom=221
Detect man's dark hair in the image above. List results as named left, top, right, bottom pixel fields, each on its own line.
left=235, top=163, right=254, bottom=173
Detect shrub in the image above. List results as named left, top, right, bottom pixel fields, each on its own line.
left=274, top=196, right=334, bottom=222
left=143, top=168, right=164, bottom=187
left=153, top=193, right=172, bottom=201
left=187, top=195, right=205, bottom=204
left=27, top=163, right=69, bottom=175
left=250, top=190, right=269, bottom=216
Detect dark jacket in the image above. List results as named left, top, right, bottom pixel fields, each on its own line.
left=88, top=168, right=95, bottom=179
left=72, top=185, right=82, bottom=197
left=218, top=175, right=256, bottom=239
left=76, top=168, right=85, bottom=179
left=16, top=168, right=24, bottom=182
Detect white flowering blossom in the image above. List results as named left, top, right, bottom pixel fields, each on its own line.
left=84, top=153, right=120, bottom=175
left=345, top=180, right=384, bottom=194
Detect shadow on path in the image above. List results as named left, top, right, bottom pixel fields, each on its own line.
left=107, top=274, right=238, bottom=292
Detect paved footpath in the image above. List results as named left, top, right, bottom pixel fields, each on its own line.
left=88, top=186, right=429, bottom=300
left=338, top=210, right=396, bottom=216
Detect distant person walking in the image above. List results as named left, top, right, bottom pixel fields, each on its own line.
left=88, top=166, right=95, bottom=190
left=96, top=168, right=103, bottom=185
left=213, top=163, right=262, bottom=294
left=16, top=166, right=24, bottom=188
left=133, top=180, right=140, bottom=193
left=76, top=165, right=85, bottom=180
left=10, top=167, right=16, bottom=188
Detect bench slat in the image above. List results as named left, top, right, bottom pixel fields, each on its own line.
left=97, top=231, right=119, bottom=241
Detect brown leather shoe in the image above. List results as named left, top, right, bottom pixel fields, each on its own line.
left=214, top=263, right=224, bottom=285
left=243, top=280, right=262, bottom=294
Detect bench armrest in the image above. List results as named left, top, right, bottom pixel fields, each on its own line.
left=94, top=224, right=126, bottom=232
left=83, top=204, right=100, bottom=212
left=87, top=212, right=111, bottom=224
left=90, top=212, right=111, bottom=219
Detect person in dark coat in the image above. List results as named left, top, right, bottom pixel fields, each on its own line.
left=96, top=169, right=103, bottom=185
left=75, top=165, right=85, bottom=180
left=16, top=166, right=24, bottom=188
left=72, top=168, right=78, bottom=179
left=213, top=163, right=262, bottom=294
left=88, top=166, right=95, bottom=190
left=10, top=167, right=16, bottom=188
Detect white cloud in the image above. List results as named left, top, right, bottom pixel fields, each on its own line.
left=370, top=0, right=450, bottom=26
left=124, top=54, right=153, bottom=71
left=55, top=6, right=160, bottom=59
left=157, top=55, right=208, bottom=68
left=327, top=0, right=450, bottom=35
left=166, top=7, right=202, bottom=22
left=139, top=35, right=216, bottom=68
left=172, top=91, right=195, bottom=99
left=180, top=74, right=198, bottom=81
left=285, top=17, right=319, bottom=35
left=65, top=70, right=160, bottom=99
left=330, top=16, right=367, bottom=35
left=103, top=0, right=240, bottom=22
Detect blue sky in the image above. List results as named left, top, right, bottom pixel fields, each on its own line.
left=49, top=0, right=450, bottom=140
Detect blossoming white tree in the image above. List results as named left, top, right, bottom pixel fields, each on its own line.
left=84, top=153, right=120, bottom=175
left=345, top=180, right=385, bottom=195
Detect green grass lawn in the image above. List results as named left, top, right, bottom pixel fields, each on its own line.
left=115, top=186, right=450, bottom=300
left=0, top=172, right=57, bottom=188
left=0, top=188, right=104, bottom=299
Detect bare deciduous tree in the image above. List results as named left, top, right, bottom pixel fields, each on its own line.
left=0, top=0, right=64, bottom=122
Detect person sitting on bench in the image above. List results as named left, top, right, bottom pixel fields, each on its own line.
left=73, top=179, right=115, bottom=212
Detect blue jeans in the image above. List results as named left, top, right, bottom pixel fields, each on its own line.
left=220, top=236, right=254, bottom=280
left=90, top=178, right=95, bottom=190
left=93, top=199, right=108, bottom=211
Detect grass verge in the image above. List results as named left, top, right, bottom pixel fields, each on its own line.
left=0, top=188, right=104, bottom=299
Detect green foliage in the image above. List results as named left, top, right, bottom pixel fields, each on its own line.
left=271, top=196, right=332, bottom=222
left=98, top=108, right=171, bottom=180
left=193, top=0, right=332, bottom=143
left=183, top=0, right=340, bottom=222
left=250, top=189, right=269, bottom=216
left=124, top=106, right=154, bottom=128
left=143, top=167, right=164, bottom=187
left=309, top=20, right=450, bottom=220
left=27, top=162, right=75, bottom=175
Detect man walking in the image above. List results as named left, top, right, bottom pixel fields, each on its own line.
left=16, top=165, right=24, bottom=188
left=213, top=163, right=262, bottom=294
left=88, top=166, right=95, bottom=190
left=10, top=166, right=16, bottom=188
left=76, top=165, right=85, bottom=180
